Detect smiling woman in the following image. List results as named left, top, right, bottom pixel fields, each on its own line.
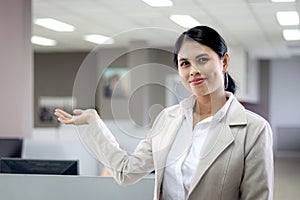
left=54, top=25, right=274, bottom=200
left=174, top=26, right=236, bottom=95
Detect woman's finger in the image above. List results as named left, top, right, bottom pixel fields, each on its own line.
left=73, top=109, right=83, bottom=115
left=54, top=108, right=76, bottom=124
left=57, top=116, right=74, bottom=125
left=55, top=108, right=73, bottom=119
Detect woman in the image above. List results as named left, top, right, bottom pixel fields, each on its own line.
left=55, top=26, right=274, bottom=200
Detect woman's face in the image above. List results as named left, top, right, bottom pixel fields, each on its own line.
left=177, top=39, right=228, bottom=97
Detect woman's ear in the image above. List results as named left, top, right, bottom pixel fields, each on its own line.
left=222, top=52, right=229, bottom=72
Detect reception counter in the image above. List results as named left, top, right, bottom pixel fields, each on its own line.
left=0, top=174, right=154, bottom=200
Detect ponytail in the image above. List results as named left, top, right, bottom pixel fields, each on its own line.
left=225, top=73, right=236, bottom=94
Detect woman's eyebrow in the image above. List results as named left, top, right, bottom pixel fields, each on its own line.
left=178, top=57, right=188, bottom=62
left=178, top=53, right=208, bottom=62
left=195, top=53, right=209, bottom=59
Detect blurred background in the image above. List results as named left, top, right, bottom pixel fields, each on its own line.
left=0, top=0, right=300, bottom=199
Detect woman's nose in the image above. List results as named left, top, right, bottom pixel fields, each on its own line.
left=190, top=64, right=200, bottom=76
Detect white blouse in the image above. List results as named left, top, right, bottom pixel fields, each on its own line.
left=162, top=93, right=233, bottom=200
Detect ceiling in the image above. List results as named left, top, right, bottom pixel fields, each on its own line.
left=32, top=0, right=300, bottom=58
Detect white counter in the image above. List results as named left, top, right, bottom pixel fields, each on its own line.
left=0, top=174, right=154, bottom=200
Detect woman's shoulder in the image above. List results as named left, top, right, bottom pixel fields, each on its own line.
left=229, top=96, right=270, bottom=128
left=244, top=109, right=270, bottom=127
left=242, top=109, right=273, bottom=146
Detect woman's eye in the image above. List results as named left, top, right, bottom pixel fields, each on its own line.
left=180, top=61, right=189, bottom=67
left=198, top=57, right=209, bottom=63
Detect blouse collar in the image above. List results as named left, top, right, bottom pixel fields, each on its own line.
left=179, top=92, right=234, bottom=123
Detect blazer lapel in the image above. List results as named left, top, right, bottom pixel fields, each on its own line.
left=188, top=124, right=234, bottom=196
left=153, top=111, right=185, bottom=169
left=152, top=108, right=185, bottom=198
left=188, top=97, right=247, bottom=196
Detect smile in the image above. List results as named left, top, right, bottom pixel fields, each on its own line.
left=189, top=77, right=207, bottom=86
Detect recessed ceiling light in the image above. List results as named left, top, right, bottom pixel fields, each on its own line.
left=142, top=0, right=173, bottom=7
left=276, top=11, right=299, bottom=25
left=283, top=29, right=300, bottom=41
left=271, top=0, right=296, bottom=2
left=83, top=35, right=114, bottom=45
left=34, top=18, right=75, bottom=32
left=170, top=15, right=200, bottom=28
left=31, top=36, right=57, bottom=46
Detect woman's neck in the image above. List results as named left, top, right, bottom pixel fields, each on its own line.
left=193, top=92, right=226, bottom=127
left=193, top=91, right=227, bottom=120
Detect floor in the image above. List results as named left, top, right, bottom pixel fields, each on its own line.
left=274, top=157, right=300, bottom=200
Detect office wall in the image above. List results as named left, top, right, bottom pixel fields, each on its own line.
left=270, top=56, right=300, bottom=157
left=34, top=47, right=175, bottom=127
left=243, top=60, right=270, bottom=120
left=96, top=47, right=175, bottom=126
left=34, top=52, right=95, bottom=127
left=96, top=48, right=129, bottom=121
left=0, top=0, right=33, bottom=137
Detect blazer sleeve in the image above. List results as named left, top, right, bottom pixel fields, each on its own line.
left=240, top=120, right=274, bottom=200
left=79, top=119, right=155, bottom=185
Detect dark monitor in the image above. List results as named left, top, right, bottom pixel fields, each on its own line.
left=0, top=158, right=79, bottom=175
left=0, top=138, right=23, bottom=158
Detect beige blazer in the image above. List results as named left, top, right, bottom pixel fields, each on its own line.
left=81, top=96, right=274, bottom=200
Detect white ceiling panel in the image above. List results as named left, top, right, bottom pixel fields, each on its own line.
left=32, top=0, right=300, bottom=58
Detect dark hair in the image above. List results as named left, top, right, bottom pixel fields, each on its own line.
left=173, top=26, right=236, bottom=94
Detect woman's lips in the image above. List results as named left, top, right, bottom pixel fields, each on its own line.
left=189, top=77, right=206, bottom=85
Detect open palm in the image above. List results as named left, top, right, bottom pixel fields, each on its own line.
left=54, top=108, right=100, bottom=125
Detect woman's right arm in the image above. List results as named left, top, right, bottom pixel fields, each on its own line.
left=80, top=118, right=154, bottom=185
left=54, top=108, right=154, bottom=185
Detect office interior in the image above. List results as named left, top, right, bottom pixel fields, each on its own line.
left=0, top=0, right=300, bottom=199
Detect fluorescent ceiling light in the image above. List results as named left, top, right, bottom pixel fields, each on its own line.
left=31, top=36, right=57, bottom=46
left=271, top=0, right=296, bottom=2
left=83, top=34, right=114, bottom=45
left=34, top=18, right=75, bottom=32
left=142, top=0, right=173, bottom=7
left=283, top=29, right=300, bottom=41
left=276, top=11, right=299, bottom=25
left=170, top=15, right=200, bottom=28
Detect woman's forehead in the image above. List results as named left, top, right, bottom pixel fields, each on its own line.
left=177, top=40, right=211, bottom=59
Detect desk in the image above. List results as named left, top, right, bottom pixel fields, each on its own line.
left=0, top=174, right=154, bottom=200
